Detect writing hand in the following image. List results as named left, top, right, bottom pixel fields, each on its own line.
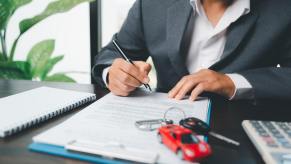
left=108, top=58, right=151, bottom=96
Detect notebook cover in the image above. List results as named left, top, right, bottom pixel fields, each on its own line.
left=0, top=87, right=96, bottom=138
left=29, top=101, right=212, bottom=163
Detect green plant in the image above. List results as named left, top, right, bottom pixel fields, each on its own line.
left=0, top=0, right=93, bottom=82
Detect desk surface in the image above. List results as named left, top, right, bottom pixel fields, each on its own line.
left=0, top=80, right=290, bottom=164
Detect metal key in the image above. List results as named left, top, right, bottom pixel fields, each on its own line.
left=135, top=119, right=173, bottom=131
left=208, top=132, right=240, bottom=146
left=180, top=117, right=240, bottom=146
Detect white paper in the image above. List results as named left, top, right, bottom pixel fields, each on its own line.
left=33, top=91, right=210, bottom=164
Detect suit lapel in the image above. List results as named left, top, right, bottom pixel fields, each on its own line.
left=167, top=0, right=192, bottom=76
left=211, top=3, right=259, bottom=69
left=166, top=0, right=259, bottom=73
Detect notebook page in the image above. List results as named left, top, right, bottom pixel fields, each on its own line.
left=33, top=91, right=210, bottom=164
left=0, top=87, right=95, bottom=134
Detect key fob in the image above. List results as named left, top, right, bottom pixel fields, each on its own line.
left=179, top=117, right=210, bottom=135
left=165, top=119, right=174, bottom=125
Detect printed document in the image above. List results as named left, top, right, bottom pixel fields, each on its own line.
left=33, top=91, right=210, bottom=163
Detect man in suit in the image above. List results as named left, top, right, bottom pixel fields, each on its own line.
left=92, top=0, right=291, bottom=101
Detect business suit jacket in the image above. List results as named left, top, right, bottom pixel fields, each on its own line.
left=93, top=0, right=291, bottom=100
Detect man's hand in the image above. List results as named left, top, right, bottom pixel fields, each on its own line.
left=168, top=69, right=235, bottom=101
left=108, top=58, right=151, bottom=96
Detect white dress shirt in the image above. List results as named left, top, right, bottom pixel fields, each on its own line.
left=187, top=0, right=252, bottom=99
left=102, top=0, right=253, bottom=100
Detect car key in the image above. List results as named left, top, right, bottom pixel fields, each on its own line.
left=180, top=117, right=240, bottom=146
left=135, top=119, right=174, bottom=131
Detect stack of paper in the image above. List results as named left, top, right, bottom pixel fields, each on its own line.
left=31, top=91, right=211, bottom=163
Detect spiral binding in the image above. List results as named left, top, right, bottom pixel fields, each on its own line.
left=2, top=95, right=96, bottom=137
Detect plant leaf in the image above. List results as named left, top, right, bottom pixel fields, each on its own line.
left=0, top=0, right=32, bottom=30
left=19, top=0, right=94, bottom=34
left=12, top=0, right=32, bottom=9
left=0, top=52, right=3, bottom=61
left=0, top=1, right=13, bottom=30
left=44, top=73, right=76, bottom=83
left=0, top=61, right=31, bottom=79
left=40, top=55, right=64, bottom=80
left=27, top=39, right=55, bottom=78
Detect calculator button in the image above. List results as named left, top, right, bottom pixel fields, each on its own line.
left=262, top=121, right=273, bottom=127
left=282, top=144, right=291, bottom=149
left=283, top=154, right=291, bottom=159
left=270, top=129, right=280, bottom=134
left=250, top=120, right=258, bottom=124
left=259, top=132, right=270, bottom=137
left=271, top=153, right=291, bottom=164
left=267, top=125, right=276, bottom=129
left=263, top=137, right=275, bottom=143
left=286, top=130, right=291, bottom=137
left=277, top=138, right=288, bottom=144
left=274, top=133, right=284, bottom=139
left=267, top=142, right=279, bottom=148
left=251, top=121, right=262, bottom=128
left=257, top=128, right=267, bottom=133
left=280, top=125, right=290, bottom=131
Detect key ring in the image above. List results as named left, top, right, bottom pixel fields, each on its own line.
left=134, top=107, right=186, bottom=131
left=163, top=107, right=186, bottom=124
left=135, top=119, right=165, bottom=131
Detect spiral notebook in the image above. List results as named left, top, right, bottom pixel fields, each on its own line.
left=0, top=87, right=96, bottom=138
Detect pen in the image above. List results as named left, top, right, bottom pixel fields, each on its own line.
left=112, top=39, right=152, bottom=91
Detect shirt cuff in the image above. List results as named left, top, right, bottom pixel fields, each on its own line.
left=226, top=74, right=254, bottom=100
left=102, top=67, right=110, bottom=87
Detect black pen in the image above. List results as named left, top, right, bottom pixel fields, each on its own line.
left=112, top=39, right=152, bottom=91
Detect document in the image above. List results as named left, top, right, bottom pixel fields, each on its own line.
left=33, top=91, right=210, bottom=163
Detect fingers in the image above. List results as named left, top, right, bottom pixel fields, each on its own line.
left=134, top=61, right=152, bottom=74
left=190, top=83, right=209, bottom=101
left=168, top=77, right=187, bottom=98
left=117, top=59, right=149, bottom=84
left=174, top=79, right=200, bottom=100
left=168, top=69, right=234, bottom=101
left=109, top=78, right=136, bottom=96
left=113, top=69, right=142, bottom=87
left=108, top=58, right=152, bottom=97
left=168, top=75, right=204, bottom=100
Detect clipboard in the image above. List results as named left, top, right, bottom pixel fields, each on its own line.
left=28, top=96, right=212, bottom=164
left=29, top=140, right=159, bottom=164
left=29, top=143, right=125, bottom=164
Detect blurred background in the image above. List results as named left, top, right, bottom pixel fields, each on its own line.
left=5, top=0, right=91, bottom=83
left=1, top=0, right=157, bottom=87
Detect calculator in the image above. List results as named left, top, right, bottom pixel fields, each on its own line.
left=242, top=120, right=291, bottom=164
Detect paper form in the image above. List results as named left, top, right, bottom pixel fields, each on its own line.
left=33, top=91, right=210, bottom=164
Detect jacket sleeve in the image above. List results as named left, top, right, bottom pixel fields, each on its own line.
left=92, top=0, right=149, bottom=88
left=239, top=32, right=291, bottom=101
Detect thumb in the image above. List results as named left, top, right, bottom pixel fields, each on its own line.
left=134, top=61, right=152, bottom=74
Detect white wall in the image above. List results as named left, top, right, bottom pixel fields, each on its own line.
left=102, top=0, right=135, bottom=46
left=6, top=0, right=91, bottom=84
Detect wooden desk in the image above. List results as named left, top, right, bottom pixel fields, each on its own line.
left=0, top=80, right=290, bottom=164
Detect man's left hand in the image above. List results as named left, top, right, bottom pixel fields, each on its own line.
left=168, top=69, right=235, bottom=101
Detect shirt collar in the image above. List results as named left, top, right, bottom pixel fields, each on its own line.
left=190, top=0, right=251, bottom=16
left=190, top=0, right=203, bottom=15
